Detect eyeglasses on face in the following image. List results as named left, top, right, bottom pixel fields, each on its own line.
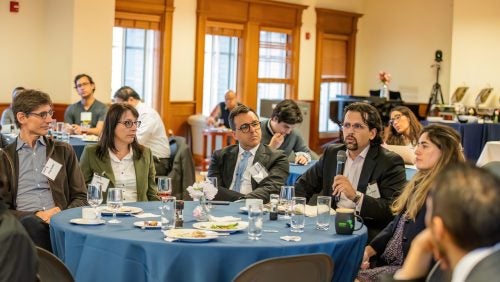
left=237, top=120, right=261, bottom=133
left=118, top=120, right=141, bottom=128
left=28, top=109, right=55, bottom=119
left=342, top=122, right=366, bottom=131
left=75, top=82, right=91, bottom=89
left=389, top=114, right=404, bottom=125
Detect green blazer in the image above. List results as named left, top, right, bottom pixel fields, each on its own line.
left=80, top=144, right=159, bottom=201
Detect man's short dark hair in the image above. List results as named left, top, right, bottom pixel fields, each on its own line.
left=74, top=73, right=95, bottom=86
left=12, top=89, right=52, bottom=128
left=228, top=104, right=258, bottom=131
left=430, top=163, right=500, bottom=252
left=343, top=102, right=383, bottom=145
left=271, top=99, right=303, bottom=125
left=113, top=86, right=141, bottom=101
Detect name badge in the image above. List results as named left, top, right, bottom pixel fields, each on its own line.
left=81, top=112, right=92, bottom=122
left=249, top=162, right=269, bottom=183
left=91, top=173, right=110, bottom=192
left=366, top=182, right=381, bottom=199
left=42, top=158, right=63, bottom=181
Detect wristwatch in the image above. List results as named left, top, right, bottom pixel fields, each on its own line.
left=352, top=192, right=362, bottom=205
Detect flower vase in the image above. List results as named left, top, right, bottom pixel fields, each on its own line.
left=380, top=84, right=389, bottom=99
left=194, top=195, right=211, bottom=221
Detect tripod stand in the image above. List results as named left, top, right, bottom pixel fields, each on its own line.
left=427, top=62, right=444, bottom=116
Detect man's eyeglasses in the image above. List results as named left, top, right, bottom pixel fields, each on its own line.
left=389, top=114, right=404, bottom=125
left=118, top=120, right=141, bottom=128
left=28, top=110, right=55, bottom=119
left=75, top=82, right=91, bottom=89
left=238, top=121, right=260, bottom=133
left=342, top=122, right=366, bottom=131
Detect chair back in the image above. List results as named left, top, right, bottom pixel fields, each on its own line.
left=233, top=253, right=334, bottom=282
left=369, top=89, right=380, bottom=97
left=483, top=161, right=500, bottom=179
left=36, top=247, right=74, bottom=282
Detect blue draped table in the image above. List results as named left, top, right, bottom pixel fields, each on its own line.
left=50, top=201, right=367, bottom=282
left=422, top=121, right=500, bottom=161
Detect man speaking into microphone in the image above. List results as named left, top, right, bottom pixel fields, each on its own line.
left=295, top=102, right=406, bottom=241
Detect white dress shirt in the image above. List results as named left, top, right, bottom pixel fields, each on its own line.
left=452, top=242, right=500, bottom=282
left=337, top=145, right=370, bottom=211
left=230, top=144, right=260, bottom=195
left=109, top=149, right=137, bottom=202
left=135, top=102, right=170, bottom=158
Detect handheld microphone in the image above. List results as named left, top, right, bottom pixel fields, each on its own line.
left=336, top=150, right=347, bottom=176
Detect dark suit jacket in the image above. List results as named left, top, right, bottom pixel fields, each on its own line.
left=370, top=205, right=427, bottom=266
left=295, top=143, right=406, bottom=239
left=207, top=144, right=289, bottom=202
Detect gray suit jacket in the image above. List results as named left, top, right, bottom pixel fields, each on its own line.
left=207, top=144, right=289, bottom=202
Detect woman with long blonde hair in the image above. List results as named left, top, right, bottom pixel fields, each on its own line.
left=357, top=124, right=465, bottom=281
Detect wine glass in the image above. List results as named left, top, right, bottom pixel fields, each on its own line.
left=279, top=186, right=295, bottom=219
left=107, top=188, right=123, bottom=224
left=157, top=177, right=172, bottom=201
left=87, top=184, right=103, bottom=220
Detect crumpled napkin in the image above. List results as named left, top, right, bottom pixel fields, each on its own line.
left=208, top=215, right=241, bottom=222
left=132, top=213, right=160, bottom=218
left=304, top=205, right=336, bottom=217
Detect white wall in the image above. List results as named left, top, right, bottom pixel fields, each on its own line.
left=0, top=0, right=114, bottom=104
left=450, top=0, right=500, bottom=107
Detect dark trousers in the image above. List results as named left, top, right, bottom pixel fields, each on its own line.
left=154, top=157, right=172, bottom=177
left=19, top=214, right=52, bottom=252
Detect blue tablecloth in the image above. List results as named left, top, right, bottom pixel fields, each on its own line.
left=50, top=201, right=367, bottom=282
left=422, top=121, right=500, bottom=161
left=287, top=160, right=318, bottom=185
left=69, top=137, right=96, bottom=160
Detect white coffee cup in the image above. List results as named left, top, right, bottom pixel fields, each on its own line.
left=82, top=207, right=99, bottom=220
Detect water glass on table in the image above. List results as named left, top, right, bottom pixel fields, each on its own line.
left=87, top=184, right=103, bottom=220
left=316, top=196, right=332, bottom=230
left=160, top=196, right=176, bottom=231
left=248, top=203, right=263, bottom=240
left=290, top=197, right=306, bottom=233
left=279, top=186, right=295, bottom=219
left=157, top=176, right=172, bottom=201
left=107, top=188, right=123, bottom=224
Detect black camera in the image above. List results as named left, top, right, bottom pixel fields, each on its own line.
left=435, top=50, right=443, bottom=62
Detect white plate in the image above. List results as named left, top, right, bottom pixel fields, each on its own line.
left=239, top=206, right=269, bottom=214
left=193, top=221, right=248, bottom=233
left=164, top=229, right=218, bottom=242
left=133, top=221, right=162, bottom=229
left=70, top=218, right=105, bottom=225
left=99, top=206, right=143, bottom=215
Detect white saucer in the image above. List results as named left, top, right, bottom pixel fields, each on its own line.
left=70, top=218, right=105, bottom=225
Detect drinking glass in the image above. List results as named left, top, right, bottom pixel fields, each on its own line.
left=87, top=184, right=103, bottom=220
left=56, top=122, right=65, bottom=140
left=279, top=186, right=295, bottom=219
left=80, top=122, right=90, bottom=134
left=157, top=176, right=172, bottom=200
left=290, top=197, right=306, bottom=233
left=316, top=196, right=332, bottom=230
left=107, top=188, right=123, bottom=224
left=160, top=196, right=176, bottom=231
left=248, top=203, right=263, bottom=240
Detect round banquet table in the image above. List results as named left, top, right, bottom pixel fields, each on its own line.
left=50, top=201, right=367, bottom=282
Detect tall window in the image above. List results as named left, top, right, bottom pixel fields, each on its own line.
left=319, top=35, right=349, bottom=133
left=257, top=29, right=292, bottom=113
left=112, top=27, right=158, bottom=106
left=202, top=35, right=238, bottom=116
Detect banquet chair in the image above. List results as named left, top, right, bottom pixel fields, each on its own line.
left=167, top=136, right=196, bottom=200
left=36, top=246, right=74, bottom=282
left=233, top=253, right=334, bottom=282
left=483, top=161, right=500, bottom=179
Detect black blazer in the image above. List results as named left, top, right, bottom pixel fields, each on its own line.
left=370, top=205, right=427, bottom=266
left=295, top=144, right=406, bottom=239
left=208, top=144, right=289, bottom=202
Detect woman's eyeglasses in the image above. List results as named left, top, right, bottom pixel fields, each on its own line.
left=389, top=114, right=404, bottom=125
left=238, top=121, right=261, bottom=133
left=118, top=120, right=141, bottom=128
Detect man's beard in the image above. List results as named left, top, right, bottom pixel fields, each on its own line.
left=344, top=135, right=358, bottom=151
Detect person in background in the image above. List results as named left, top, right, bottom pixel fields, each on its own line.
left=295, top=102, right=407, bottom=242
left=207, top=89, right=241, bottom=128
left=1, top=86, right=25, bottom=130
left=64, top=74, right=108, bottom=136
left=79, top=103, right=158, bottom=202
left=208, top=105, right=289, bottom=202
left=260, top=99, right=312, bottom=165
left=113, top=86, right=171, bottom=176
left=357, top=124, right=464, bottom=281
left=1, top=89, right=87, bottom=251
left=383, top=106, right=423, bottom=164
left=388, top=163, right=500, bottom=281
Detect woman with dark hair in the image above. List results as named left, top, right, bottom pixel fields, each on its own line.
left=383, top=106, right=423, bottom=164
left=80, top=103, right=158, bottom=202
left=357, top=124, right=465, bottom=281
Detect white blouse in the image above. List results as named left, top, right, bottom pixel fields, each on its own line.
left=109, top=149, right=137, bottom=202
